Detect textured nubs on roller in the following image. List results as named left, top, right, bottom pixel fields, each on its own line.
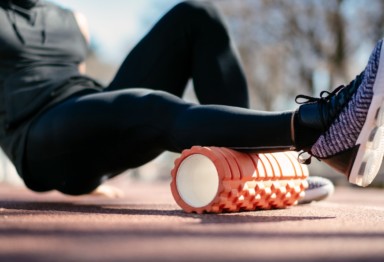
left=170, top=146, right=309, bottom=214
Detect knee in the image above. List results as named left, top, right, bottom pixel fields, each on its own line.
left=172, top=1, right=226, bottom=28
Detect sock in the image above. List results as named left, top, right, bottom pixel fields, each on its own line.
left=293, top=111, right=323, bottom=151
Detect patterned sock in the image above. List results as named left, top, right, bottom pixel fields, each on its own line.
left=310, top=40, right=382, bottom=158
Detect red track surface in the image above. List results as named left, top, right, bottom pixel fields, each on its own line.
left=0, top=178, right=383, bottom=262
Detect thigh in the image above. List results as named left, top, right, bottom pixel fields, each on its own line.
left=24, top=88, right=188, bottom=194
left=108, top=1, right=248, bottom=108
left=107, top=3, right=194, bottom=96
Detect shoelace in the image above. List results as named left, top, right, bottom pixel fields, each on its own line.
left=295, top=72, right=365, bottom=164
left=298, top=151, right=315, bottom=164
left=295, top=85, right=344, bottom=105
left=295, top=72, right=364, bottom=131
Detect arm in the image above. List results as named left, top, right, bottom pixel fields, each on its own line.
left=73, top=11, right=90, bottom=74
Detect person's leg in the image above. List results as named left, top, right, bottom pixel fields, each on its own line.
left=23, top=32, right=384, bottom=199
left=24, top=89, right=293, bottom=195
left=108, top=1, right=249, bottom=107
left=25, top=35, right=384, bottom=195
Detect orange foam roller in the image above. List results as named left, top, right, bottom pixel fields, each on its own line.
left=170, top=146, right=309, bottom=214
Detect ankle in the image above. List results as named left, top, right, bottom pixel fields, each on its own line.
left=293, top=109, right=323, bottom=150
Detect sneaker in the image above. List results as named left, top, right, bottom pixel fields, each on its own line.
left=298, top=176, right=334, bottom=205
left=308, top=39, right=384, bottom=187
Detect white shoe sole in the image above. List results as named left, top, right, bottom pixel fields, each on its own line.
left=349, top=40, right=384, bottom=187
left=298, top=182, right=335, bottom=204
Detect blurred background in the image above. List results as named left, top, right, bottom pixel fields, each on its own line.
left=1, top=0, right=384, bottom=187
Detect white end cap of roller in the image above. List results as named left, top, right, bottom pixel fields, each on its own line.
left=176, top=154, right=219, bottom=208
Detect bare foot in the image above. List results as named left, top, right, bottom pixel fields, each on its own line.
left=89, top=184, right=125, bottom=199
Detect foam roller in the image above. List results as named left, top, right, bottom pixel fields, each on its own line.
left=170, top=146, right=309, bottom=214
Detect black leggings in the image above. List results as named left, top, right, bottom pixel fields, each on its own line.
left=25, top=1, right=293, bottom=195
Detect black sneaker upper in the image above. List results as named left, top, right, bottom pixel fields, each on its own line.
left=294, top=72, right=364, bottom=149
